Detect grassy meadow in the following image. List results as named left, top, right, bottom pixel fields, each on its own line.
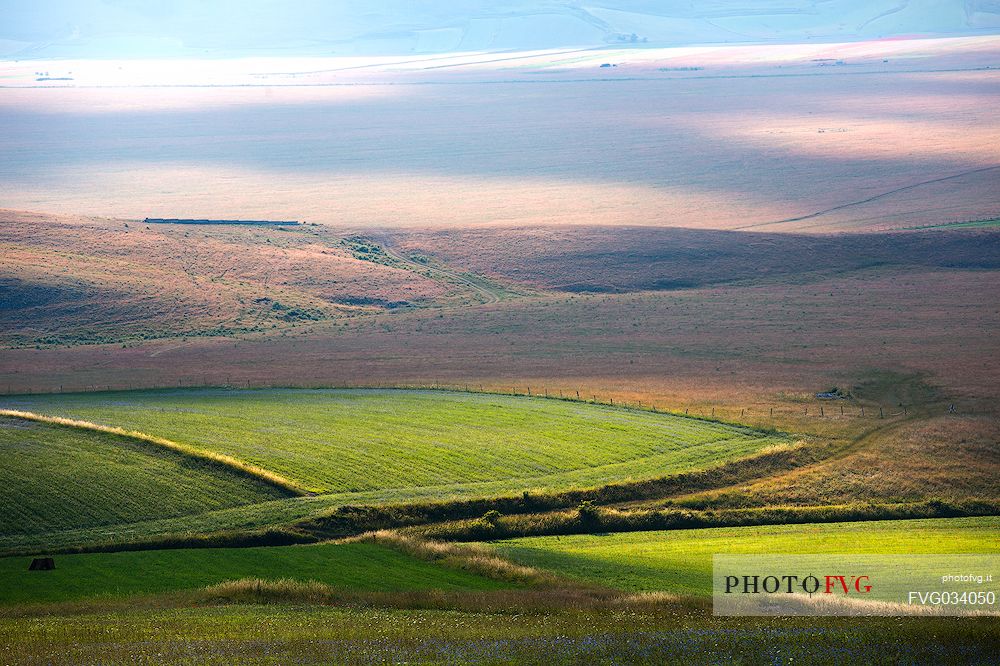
left=2, top=375, right=994, bottom=664
left=0, top=388, right=795, bottom=555
left=1, top=388, right=785, bottom=496
left=491, top=517, right=1000, bottom=596
left=0, top=542, right=508, bottom=606
left=7, top=603, right=998, bottom=665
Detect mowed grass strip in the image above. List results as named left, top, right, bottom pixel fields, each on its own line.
left=490, top=516, right=1000, bottom=596
left=0, top=417, right=287, bottom=536
left=0, top=542, right=509, bottom=605
left=1, top=389, right=786, bottom=495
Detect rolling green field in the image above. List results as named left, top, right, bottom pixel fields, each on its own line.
left=1, top=389, right=785, bottom=496
left=0, top=417, right=286, bottom=536
left=4, top=387, right=995, bottom=664
left=491, top=517, right=1000, bottom=596
left=0, top=541, right=508, bottom=605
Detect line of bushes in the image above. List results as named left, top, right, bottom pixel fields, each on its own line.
left=9, top=444, right=824, bottom=557
left=292, top=443, right=823, bottom=540
left=413, top=499, right=1000, bottom=541
left=10, top=526, right=317, bottom=558
left=348, top=530, right=566, bottom=589
left=20, top=498, right=997, bottom=559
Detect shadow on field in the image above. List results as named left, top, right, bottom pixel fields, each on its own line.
left=391, top=226, right=1000, bottom=293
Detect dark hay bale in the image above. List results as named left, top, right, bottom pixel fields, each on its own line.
left=28, top=557, right=55, bottom=571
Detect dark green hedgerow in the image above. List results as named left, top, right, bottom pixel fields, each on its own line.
left=412, top=499, right=1000, bottom=541
left=45, top=528, right=317, bottom=556
left=31, top=500, right=999, bottom=557
left=291, top=443, right=823, bottom=540
left=11, top=444, right=835, bottom=556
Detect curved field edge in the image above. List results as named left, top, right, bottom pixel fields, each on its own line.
left=0, top=416, right=289, bottom=536
left=0, top=388, right=790, bottom=496
left=0, top=410, right=307, bottom=496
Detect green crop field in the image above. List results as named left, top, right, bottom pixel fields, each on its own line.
left=0, top=417, right=286, bottom=536
left=0, top=541, right=507, bottom=605
left=1, top=389, right=785, bottom=496
left=491, top=517, right=1000, bottom=596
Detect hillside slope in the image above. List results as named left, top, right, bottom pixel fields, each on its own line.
left=0, top=416, right=288, bottom=536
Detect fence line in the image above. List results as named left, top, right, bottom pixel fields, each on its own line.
left=0, top=379, right=990, bottom=421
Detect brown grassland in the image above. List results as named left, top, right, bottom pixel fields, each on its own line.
left=667, top=415, right=1000, bottom=508
left=4, top=214, right=998, bottom=405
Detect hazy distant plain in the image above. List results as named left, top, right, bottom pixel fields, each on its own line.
left=2, top=36, right=998, bottom=232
